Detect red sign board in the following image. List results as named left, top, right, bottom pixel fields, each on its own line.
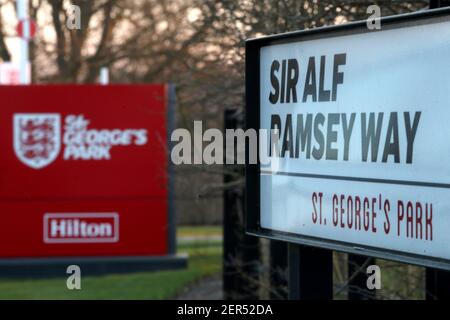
left=0, top=85, right=169, bottom=258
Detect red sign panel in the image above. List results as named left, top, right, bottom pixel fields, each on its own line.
left=0, top=85, right=169, bottom=258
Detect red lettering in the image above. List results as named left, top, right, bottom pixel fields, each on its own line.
left=397, top=200, right=404, bottom=237
left=426, top=203, right=433, bottom=241
left=383, top=200, right=390, bottom=234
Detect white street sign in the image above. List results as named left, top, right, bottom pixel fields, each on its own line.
left=247, top=10, right=450, bottom=269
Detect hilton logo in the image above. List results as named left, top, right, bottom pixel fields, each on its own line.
left=44, top=213, right=119, bottom=243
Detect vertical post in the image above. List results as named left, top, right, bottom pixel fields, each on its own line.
left=426, top=269, right=450, bottom=300
left=270, top=240, right=288, bottom=299
left=223, top=170, right=239, bottom=297
left=166, top=84, right=176, bottom=255
left=223, top=109, right=239, bottom=300
left=240, top=218, right=260, bottom=300
left=288, top=244, right=333, bottom=300
left=426, top=0, right=450, bottom=300
left=429, top=0, right=450, bottom=8
left=17, top=0, right=30, bottom=84
left=100, top=67, right=109, bottom=85
left=223, top=109, right=260, bottom=300
left=347, top=254, right=376, bottom=300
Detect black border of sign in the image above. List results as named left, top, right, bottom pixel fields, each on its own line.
left=245, top=7, right=450, bottom=271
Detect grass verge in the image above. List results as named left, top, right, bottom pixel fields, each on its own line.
left=0, top=226, right=222, bottom=299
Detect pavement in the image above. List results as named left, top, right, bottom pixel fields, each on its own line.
left=176, top=274, right=223, bottom=300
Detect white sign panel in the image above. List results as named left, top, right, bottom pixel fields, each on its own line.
left=257, top=16, right=450, bottom=265
left=0, top=62, right=30, bottom=85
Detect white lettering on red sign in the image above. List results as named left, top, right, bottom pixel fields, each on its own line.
left=13, top=113, right=148, bottom=169
left=44, top=213, right=119, bottom=243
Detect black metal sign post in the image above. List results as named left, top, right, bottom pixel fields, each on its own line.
left=224, top=109, right=260, bottom=300
left=430, top=0, right=450, bottom=9
left=246, top=7, right=450, bottom=300
left=347, top=254, right=376, bottom=300
left=223, top=109, right=240, bottom=300
left=269, top=240, right=288, bottom=299
left=288, top=244, right=333, bottom=300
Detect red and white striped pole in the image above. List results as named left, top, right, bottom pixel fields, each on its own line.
left=17, top=0, right=30, bottom=84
